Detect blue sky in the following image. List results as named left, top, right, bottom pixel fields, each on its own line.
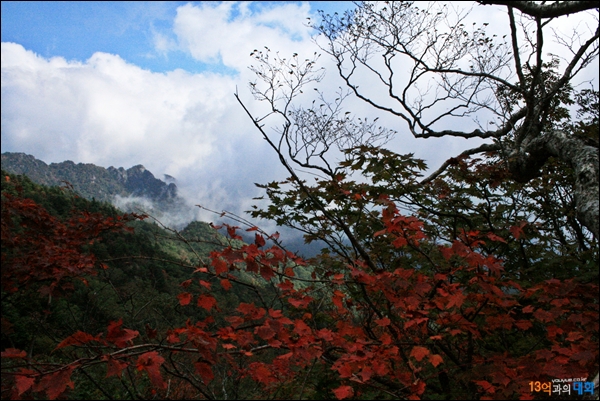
left=1, top=1, right=350, bottom=73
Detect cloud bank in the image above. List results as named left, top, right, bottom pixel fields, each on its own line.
left=1, top=2, right=326, bottom=225
left=3, top=2, right=595, bottom=233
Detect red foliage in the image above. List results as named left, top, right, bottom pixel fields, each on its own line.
left=136, top=351, right=166, bottom=389
left=55, top=331, right=103, bottom=350
left=197, top=294, right=218, bottom=310
left=106, top=319, right=139, bottom=348
left=177, top=292, right=193, bottom=306
left=332, top=385, right=354, bottom=399
left=0, top=348, right=27, bottom=359
left=14, top=371, right=35, bottom=397
left=1, top=191, right=141, bottom=296
left=34, top=366, right=76, bottom=400
left=1, top=186, right=598, bottom=400
left=1, top=188, right=149, bottom=399
left=105, top=356, right=129, bottom=378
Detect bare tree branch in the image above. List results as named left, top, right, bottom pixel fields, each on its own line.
left=421, top=142, right=501, bottom=184
left=313, top=1, right=599, bottom=237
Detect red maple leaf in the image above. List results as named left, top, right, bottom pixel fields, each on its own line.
left=410, top=380, right=426, bottom=396
left=224, top=225, right=242, bottom=239
left=374, top=228, right=387, bottom=237
left=566, top=332, right=584, bottom=342
left=268, top=309, right=284, bottom=318
left=514, top=320, right=533, bottom=330
left=288, top=295, right=313, bottom=308
left=224, top=316, right=244, bottom=329
left=34, top=366, right=75, bottom=400
left=486, top=232, right=507, bottom=243
left=177, top=292, right=192, bottom=306
left=410, top=346, right=430, bottom=362
left=145, top=323, right=158, bottom=339
left=392, top=236, right=408, bottom=248
left=195, top=361, right=214, bottom=383
left=105, top=356, right=129, bottom=378
left=317, top=328, right=334, bottom=341
left=14, top=369, right=35, bottom=396
left=375, top=317, right=391, bottom=327
left=533, top=308, right=553, bottom=323
left=106, top=319, right=139, bottom=347
left=136, top=351, right=166, bottom=389
left=55, top=330, right=102, bottom=350
left=250, top=362, right=275, bottom=385
left=1, top=348, right=27, bottom=358
left=333, top=385, right=354, bottom=400
left=260, top=265, right=275, bottom=280
left=255, top=233, right=266, bottom=247
left=335, top=361, right=353, bottom=378
left=332, top=290, right=345, bottom=310
left=197, top=294, right=217, bottom=311
left=293, top=320, right=312, bottom=336
left=212, top=258, right=228, bottom=275
left=445, top=292, right=466, bottom=309
left=474, top=380, right=496, bottom=394
left=256, top=325, right=276, bottom=340
left=509, top=221, right=527, bottom=239
left=522, top=305, right=535, bottom=313
left=429, top=354, right=443, bottom=367
left=279, top=280, right=295, bottom=291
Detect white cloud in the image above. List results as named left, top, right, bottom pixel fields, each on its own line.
left=171, top=2, right=314, bottom=72
left=152, top=31, right=178, bottom=56
left=2, top=43, right=229, bottom=169
left=1, top=40, right=284, bottom=218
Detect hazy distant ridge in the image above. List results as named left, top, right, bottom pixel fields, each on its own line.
left=1, top=152, right=180, bottom=210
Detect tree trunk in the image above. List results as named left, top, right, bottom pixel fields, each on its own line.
left=509, top=130, right=599, bottom=238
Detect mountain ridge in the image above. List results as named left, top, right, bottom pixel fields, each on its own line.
left=1, top=152, right=187, bottom=221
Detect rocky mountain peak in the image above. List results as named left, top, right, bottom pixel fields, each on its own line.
left=2, top=152, right=180, bottom=208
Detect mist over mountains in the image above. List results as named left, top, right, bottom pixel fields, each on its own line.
left=1, top=152, right=196, bottom=229
left=1, top=152, right=325, bottom=258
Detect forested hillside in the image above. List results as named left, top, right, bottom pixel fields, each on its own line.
left=1, top=171, right=290, bottom=399
left=2, top=169, right=323, bottom=399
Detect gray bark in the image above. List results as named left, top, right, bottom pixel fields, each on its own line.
left=509, top=130, right=599, bottom=238
left=478, top=1, right=599, bottom=19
